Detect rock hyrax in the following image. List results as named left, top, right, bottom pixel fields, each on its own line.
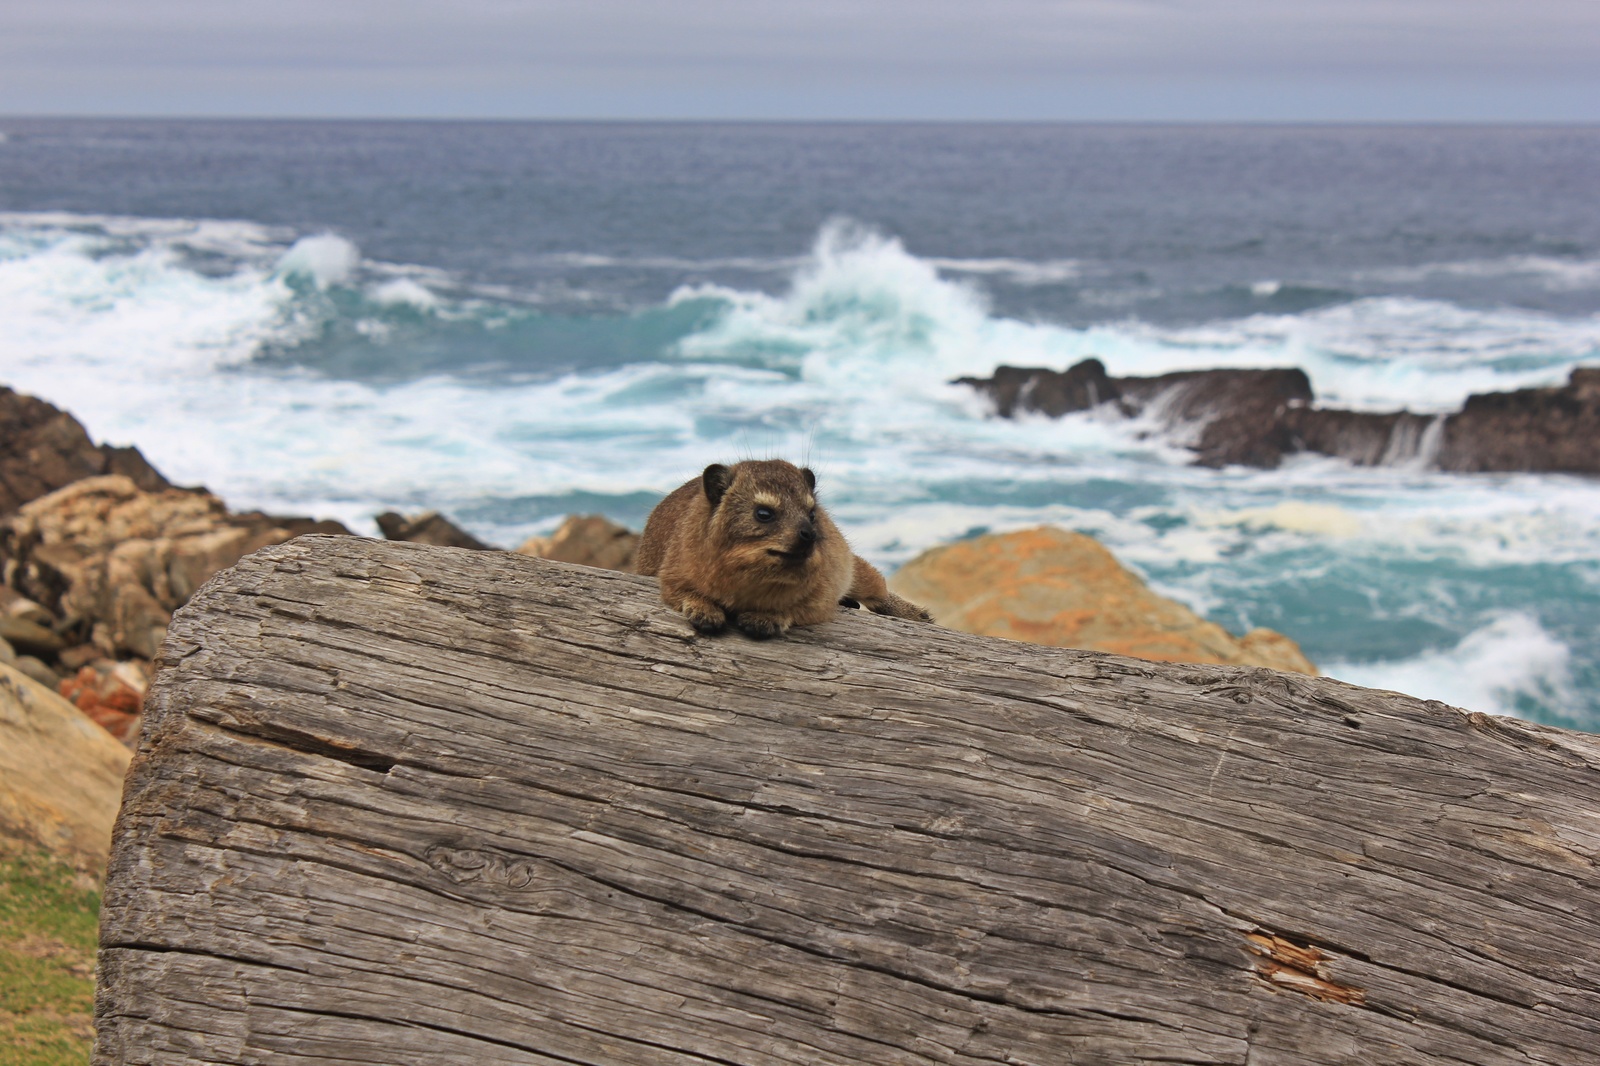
left=636, top=460, right=932, bottom=639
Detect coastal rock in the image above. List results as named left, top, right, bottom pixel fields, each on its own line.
left=954, top=358, right=1120, bottom=418
left=0, top=475, right=346, bottom=661
left=516, top=514, right=640, bottom=572
left=0, top=662, right=133, bottom=876
left=0, top=386, right=171, bottom=517
left=960, top=360, right=1317, bottom=468
left=13, top=655, right=63, bottom=690
left=0, top=585, right=54, bottom=625
left=1436, top=367, right=1600, bottom=475
left=376, top=510, right=493, bottom=550
left=958, top=360, right=1599, bottom=474
left=889, top=526, right=1316, bottom=674
left=1280, top=407, right=1442, bottom=468
left=1128, top=368, right=1313, bottom=468
left=0, top=614, right=66, bottom=657
left=58, top=659, right=148, bottom=747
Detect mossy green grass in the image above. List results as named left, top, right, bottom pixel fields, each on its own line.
left=0, top=847, right=99, bottom=1066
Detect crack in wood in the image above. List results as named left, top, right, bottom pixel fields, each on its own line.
left=209, top=719, right=400, bottom=773
left=1244, top=931, right=1366, bottom=1006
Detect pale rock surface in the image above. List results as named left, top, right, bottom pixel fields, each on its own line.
left=0, top=662, right=131, bottom=875
left=890, top=526, right=1316, bottom=674
left=0, top=476, right=307, bottom=660
left=517, top=514, right=640, bottom=572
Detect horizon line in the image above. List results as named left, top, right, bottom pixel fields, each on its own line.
left=5, top=113, right=1600, bottom=128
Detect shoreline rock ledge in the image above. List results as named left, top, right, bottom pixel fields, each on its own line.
left=956, top=359, right=1600, bottom=474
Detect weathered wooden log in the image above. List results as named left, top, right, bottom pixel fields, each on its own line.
left=96, top=535, right=1600, bottom=1065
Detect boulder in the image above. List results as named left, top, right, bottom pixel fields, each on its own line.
left=954, top=357, right=1120, bottom=418
left=959, top=361, right=1317, bottom=468
left=0, top=585, right=54, bottom=625
left=1281, top=407, right=1442, bottom=468
left=58, top=658, right=148, bottom=747
left=0, top=475, right=347, bottom=661
left=0, top=662, right=132, bottom=876
left=889, top=526, right=1316, bottom=674
left=1437, top=367, right=1600, bottom=475
left=957, top=360, right=1599, bottom=475
left=0, top=614, right=66, bottom=656
left=375, top=510, right=493, bottom=550
left=12, top=655, right=62, bottom=690
left=516, top=514, right=640, bottom=572
left=0, top=386, right=171, bottom=517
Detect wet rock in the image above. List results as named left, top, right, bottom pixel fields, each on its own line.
left=0, top=386, right=172, bottom=517
left=1436, top=367, right=1600, bottom=475
left=1280, top=408, right=1442, bottom=468
left=960, top=360, right=1316, bottom=468
left=0, top=662, right=133, bottom=876
left=516, top=515, right=640, bottom=573
left=889, top=526, right=1316, bottom=675
left=954, top=358, right=1120, bottom=418
left=957, top=359, right=1599, bottom=475
left=1158, top=369, right=1314, bottom=469
left=376, top=511, right=494, bottom=550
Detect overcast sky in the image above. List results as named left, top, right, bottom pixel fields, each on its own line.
left=4, top=0, right=1598, bottom=121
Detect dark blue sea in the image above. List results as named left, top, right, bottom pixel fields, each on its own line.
left=2, top=119, right=1597, bottom=728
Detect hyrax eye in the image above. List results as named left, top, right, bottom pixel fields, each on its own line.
left=754, top=506, right=776, bottom=522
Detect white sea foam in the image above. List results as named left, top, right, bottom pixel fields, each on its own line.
left=1363, top=255, right=1600, bottom=293
left=369, top=277, right=439, bottom=309
left=277, top=234, right=360, bottom=290
left=927, top=256, right=1082, bottom=286
left=1325, top=613, right=1577, bottom=723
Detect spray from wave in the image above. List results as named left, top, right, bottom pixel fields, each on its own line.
left=1326, top=613, right=1578, bottom=724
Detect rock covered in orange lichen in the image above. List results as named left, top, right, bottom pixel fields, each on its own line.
left=889, top=526, right=1316, bottom=674
left=58, top=658, right=149, bottom=746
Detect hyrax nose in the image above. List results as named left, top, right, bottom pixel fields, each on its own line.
left=797, top=521, right=817, bottom=544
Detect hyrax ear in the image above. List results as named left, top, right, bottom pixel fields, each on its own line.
left=801, top=467, right=817, bottom=491
left=702, top=464, right=733, bottom=509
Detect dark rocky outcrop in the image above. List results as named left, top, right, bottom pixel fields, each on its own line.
left=0, top=387, right=171, bottom=517
left=958, top=360, right=1598, bottom=474
left=1436, top=367, right=1600, bottom=474
left=375, top=510, right=494, bottom=550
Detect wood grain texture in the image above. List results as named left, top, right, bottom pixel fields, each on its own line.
left=94, top=536, right=1600, bottom=1066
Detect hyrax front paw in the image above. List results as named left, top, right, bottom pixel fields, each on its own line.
left=673, top=592, right=727, bottom=634
left=733, top=611, right=790, bottom=640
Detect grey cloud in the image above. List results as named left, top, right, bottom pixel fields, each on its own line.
left=2, top=0, right=1596, bottom=118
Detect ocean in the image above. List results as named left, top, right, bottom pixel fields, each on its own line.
left=1, top=119, right=1596, bottom=729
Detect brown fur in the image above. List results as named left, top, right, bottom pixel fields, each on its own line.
left=636, top=460, right=932, bottom=638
